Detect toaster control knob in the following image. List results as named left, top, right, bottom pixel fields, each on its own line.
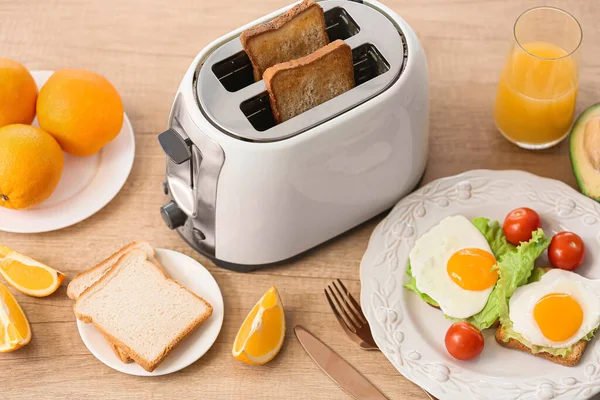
left=161, top=201, right=187, bottom=230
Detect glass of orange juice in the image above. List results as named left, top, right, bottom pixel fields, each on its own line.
left=494, top=7, right=582, bottom=149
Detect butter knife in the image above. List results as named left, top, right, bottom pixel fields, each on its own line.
left=295, top=325, right=388, bottom=400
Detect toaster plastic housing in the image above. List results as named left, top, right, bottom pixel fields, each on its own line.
left=159, top=0, right=429, bottom=272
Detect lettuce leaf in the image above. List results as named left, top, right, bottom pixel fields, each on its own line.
left=463, top=229, right=550, bottom=329
left=471, top=217, right=515, bottom=261
left=498, top=326, right=597, bottom=357
left=527, top=267, right=546, bottom=283
left=496, top=229, right=551, bottom=321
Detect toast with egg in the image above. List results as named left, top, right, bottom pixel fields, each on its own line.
left=495, top=267, right=596, bottom=367
left=240, top=0, right=329, bottom=81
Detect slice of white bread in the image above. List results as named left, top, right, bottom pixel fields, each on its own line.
left=263, top=39, right=355, bottom=123
left=75, top=249, right=213, bottom=372
left=68, top=241, right=164, bottom=363
left=67, top=241, right=160, bottom=300
left=240, top=0, right=329, bottom=81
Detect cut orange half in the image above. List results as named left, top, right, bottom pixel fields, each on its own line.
left=0, top=245, right=65, bottom=297
left=232, top=286, right=285, bottom=365
left=0, top=281, right=31, bottom=352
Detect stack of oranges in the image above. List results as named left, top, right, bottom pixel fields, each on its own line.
left=0, top=59, right=124, bottom=210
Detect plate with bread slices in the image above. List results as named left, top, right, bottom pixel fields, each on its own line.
left=69, top=242, right=224, bottom=376
left=360, top=170, right=600, bottom=400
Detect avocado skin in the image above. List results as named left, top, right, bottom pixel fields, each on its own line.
left=569, top=103, right=600, bottom=202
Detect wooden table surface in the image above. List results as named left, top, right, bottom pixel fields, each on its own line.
left=1, top=0, right=599, bottom=398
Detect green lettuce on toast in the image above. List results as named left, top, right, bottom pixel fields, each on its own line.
left=404, top=218, right=549, bottom=330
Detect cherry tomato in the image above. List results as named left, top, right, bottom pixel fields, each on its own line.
left=503, top=207, right=541, bottom=245
left=444, top=322, right=484, bottom=361
left=548, top=232, right=585, bottom=271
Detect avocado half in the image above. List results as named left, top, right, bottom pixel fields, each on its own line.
left=570, top=103, right=600, bottom=202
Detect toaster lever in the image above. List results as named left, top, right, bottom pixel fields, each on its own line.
left=158, top=128, right=192, bottom=164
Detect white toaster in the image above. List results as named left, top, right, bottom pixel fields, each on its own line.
left=159, top=0, right=429, bottom=272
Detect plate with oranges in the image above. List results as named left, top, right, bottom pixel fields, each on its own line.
left=0, top=60, right=135, bottom=233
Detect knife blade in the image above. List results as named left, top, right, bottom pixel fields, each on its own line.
left=295, top=325, right=388, bottom=400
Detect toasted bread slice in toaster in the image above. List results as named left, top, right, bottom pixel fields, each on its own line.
left=240, top=0, right=329, bottom=81
left=263, top=39, right=354, bottom=123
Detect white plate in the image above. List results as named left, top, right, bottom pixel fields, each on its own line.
left=0, top=70, right=135, bottom=233
left=77, top=248, right=224, bottom=376
left=360, top=170, right=600, bottom=400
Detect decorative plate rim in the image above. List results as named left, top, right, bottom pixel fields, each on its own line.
left=360, top=169, right=600, bottom=400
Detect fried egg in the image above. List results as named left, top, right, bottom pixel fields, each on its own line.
left=509, top=269, right=600, bottom=348
left=409, top=215, right=498, bottom=318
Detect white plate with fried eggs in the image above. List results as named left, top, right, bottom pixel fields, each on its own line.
left=360, top=170, right=600, bottom=400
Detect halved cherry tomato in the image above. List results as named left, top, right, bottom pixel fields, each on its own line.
left=503, top=207, right=541, bottom=245
left=444, top=322, right=484, bottom=361
left=548, top=232, right=585, bottom=271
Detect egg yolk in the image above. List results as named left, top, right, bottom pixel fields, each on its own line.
left=447, top=248, right=498, bottom=291
left=533, top=293, right=583, bottom=342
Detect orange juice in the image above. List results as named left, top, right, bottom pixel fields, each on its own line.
left=494, top=41, right=578, bottom=147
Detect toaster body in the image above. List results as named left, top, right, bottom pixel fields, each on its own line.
left=159, top=0, right=429, bottom=271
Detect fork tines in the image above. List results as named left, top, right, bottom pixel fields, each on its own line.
left=325, top=279, right=368, bottom=332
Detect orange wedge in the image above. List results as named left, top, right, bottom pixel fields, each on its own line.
left=0, top=245, right=65, bottom=297
left=232, top=286, right=285, bottom=365
left=0, top=281, right=31, bottom=352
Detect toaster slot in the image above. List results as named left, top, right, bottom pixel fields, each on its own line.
left=211, top=6, right=361, bottom=92
left=240, top=92, right=276, bottom=132
left=325, top=7, right=360, bottom=41
left=239, top=42, right=390, bottom=132
left=212, top=51, right=254, bottom=92
left=352, top=43, right=390, bottom=86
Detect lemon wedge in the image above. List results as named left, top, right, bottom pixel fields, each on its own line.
left=0, top=245, right=65, bottom=297
left=0, top=281, right=31, bottom=352
left=233, top=286, right=285, bottom=365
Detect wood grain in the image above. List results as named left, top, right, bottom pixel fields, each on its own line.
left=0, top=0, right=598, bottom=398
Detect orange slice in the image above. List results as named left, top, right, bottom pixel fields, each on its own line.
left=0, top=245, right=65, bottom=297
left=232, top=286, right=285, bottom=365
left=0, top=281, right=31, bottom=352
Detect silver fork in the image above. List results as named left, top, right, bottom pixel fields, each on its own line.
left=325, top=279, right=437, bottom=400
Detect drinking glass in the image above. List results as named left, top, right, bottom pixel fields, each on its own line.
left=494, top=7, right=582, bottom=149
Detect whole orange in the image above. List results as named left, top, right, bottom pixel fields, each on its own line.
left=0, top=59, right=37, bottom=127
left=37, top=69, right=124, bottom=156
left=0, top=124, right=64, bottom=210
